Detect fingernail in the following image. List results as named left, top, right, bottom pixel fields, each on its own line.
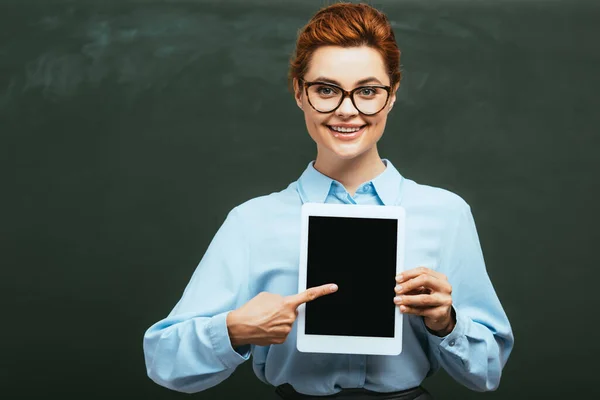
left=397, top=274, right=403, bottom=281
left=330, top=284, right=338, bottom=292
left=396, top=285, right=402, bottom=292
left=394, top=296, right=401, bottom=303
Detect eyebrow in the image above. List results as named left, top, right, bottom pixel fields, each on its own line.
left=311, top=76, right=385, bottom=87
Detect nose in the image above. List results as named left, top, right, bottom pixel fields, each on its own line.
left=335, top=95, right=359, bottom=117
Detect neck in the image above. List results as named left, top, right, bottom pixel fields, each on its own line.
left=314, top=146, right=386, bottom=195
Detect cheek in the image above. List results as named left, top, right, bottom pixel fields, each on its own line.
left=304, top=110, right=326, bottom=130
left=303, top=113, right=321, bottom=142
left=368, top=116, right=387, bottom=133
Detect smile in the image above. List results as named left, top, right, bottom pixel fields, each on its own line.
left=327, top=124, right=367, bottom=140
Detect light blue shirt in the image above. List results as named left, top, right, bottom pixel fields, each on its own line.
left=143, top=159, right=514, bottom=395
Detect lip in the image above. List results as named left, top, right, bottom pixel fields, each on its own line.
left=327, top=124, right=367, bottom=141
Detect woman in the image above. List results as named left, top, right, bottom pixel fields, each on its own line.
left=143, top=3, right=514, bottom=399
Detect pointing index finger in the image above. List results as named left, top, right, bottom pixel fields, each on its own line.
left=286, top=284, right=338, bottom=308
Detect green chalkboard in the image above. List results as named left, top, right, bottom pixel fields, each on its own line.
left=2, top=0, right=599, bottom=399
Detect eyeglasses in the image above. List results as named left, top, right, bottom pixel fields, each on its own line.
left=300, top=79, right=392, bottom=115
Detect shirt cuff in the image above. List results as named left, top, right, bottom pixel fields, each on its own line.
left=424, top=306, right=467, bottom=352
left=207, top=310, right=251, bottom=369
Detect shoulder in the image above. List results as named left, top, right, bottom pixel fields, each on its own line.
left=227, top=181, right=301, bottom=224
left=402, top=177, right=471, bottom=216
left=401, top=178, right=476, bottom=248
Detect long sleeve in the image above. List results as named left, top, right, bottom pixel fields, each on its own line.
left=143, top=207, right=252, bottom=393
left=424, top=202, right=514, bottom=391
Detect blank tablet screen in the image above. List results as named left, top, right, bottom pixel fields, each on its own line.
left=305, top=215, right=398, bottom=338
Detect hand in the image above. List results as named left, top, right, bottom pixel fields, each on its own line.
left=227, top=284, right=338, bottom=346
left=394, top=266, right=455, bottom=336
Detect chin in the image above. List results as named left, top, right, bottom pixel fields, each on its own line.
left=326, top=137, right=378, bottom=161
left=321, top=141, right=375, bottom=161
left=331, top=148, right=368, bottom=160
left=309, top=124, right=381, bottom=162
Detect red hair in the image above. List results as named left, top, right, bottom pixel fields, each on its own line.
left=288, top=2, right=402, bottom=93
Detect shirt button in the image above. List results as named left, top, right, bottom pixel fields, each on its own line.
left=449, top=340, right=456, bottom=346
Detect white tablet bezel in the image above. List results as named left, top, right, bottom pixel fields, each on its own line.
left=296, top=202, right=406, bottom=356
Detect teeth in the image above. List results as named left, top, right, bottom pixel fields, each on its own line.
left=330, top=126, right=362, bottom=133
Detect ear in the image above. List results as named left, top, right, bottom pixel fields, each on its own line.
left=389, top=82, right=400, bottom=110
left=293, top=78, right=304, bottom=110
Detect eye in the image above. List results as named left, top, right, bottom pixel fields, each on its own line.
left=316, top=85, right=339, bottom=96
left=358, top=87, right=376, bottom=96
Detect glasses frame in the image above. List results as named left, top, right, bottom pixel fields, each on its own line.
left=300, top=79, right=392, bottom=116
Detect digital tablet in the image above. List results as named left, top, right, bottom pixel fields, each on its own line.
left=296, top=202, right=406, bottom=356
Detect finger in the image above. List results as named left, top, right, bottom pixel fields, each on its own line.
left=394, top=285, right=431, bottom=295
left=285, top=284, right=338, bottom=308
left=396, top=304, right=430, bottom=317
left=396, top=266, right=447, bottom=283
left=426, top=269, right=448, bottom=281
left=394, top=293, right=449, bottom=307
left=397, top=305, right=448, bottom=320
left=396, top=274, right=451, bottom=295
left=395, top=266, right=431, bottom=282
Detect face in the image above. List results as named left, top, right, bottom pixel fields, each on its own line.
left=294, top=45, right=398, bottom=164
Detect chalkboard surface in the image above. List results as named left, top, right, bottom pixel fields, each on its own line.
left=2, top=0, right=599, bottom=399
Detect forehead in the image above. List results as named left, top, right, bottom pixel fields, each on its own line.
left=305, top=45, right=389, bottom=85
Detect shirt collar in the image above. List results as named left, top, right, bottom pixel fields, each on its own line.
left=297, top=158, right=404, bottom=206
left=296, top=161, right=334, bottom=204
left=371, top=159, right=404, bottom=206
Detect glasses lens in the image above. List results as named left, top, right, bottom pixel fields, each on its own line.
left=307, top=84, right=343, bottom=112
left=307, top=84, right=388, bottom=114
left=353, top=87, right=389, bottom=115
